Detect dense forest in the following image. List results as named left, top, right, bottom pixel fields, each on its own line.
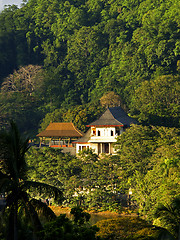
left=0, top=0, right=179, bottom=134
left=0, top=122, right=180, bottom=239
left=0, top=0, right=180, bottom=239
left=26, top=125, right=180, bottom=218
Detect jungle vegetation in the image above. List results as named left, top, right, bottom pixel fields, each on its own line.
left=0, top=0, right=179, bottom=134
left=0, top=0, right=180, bottom=239
left=0, top=122, right=63, bottom=240
left=25, top=124, right=180, bottom=238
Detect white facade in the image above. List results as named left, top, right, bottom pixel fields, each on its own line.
left=76, top=126, right=124, bottom=155
left=76, top=143, right=90, bottom=152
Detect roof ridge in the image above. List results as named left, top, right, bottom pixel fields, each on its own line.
left=107, top=107, right=117, bottom=121
left=86, top=106, right=137, bottom=127
left=71, top=122, right=84, bottom=136
left=98, top=107, right=123, bottom=125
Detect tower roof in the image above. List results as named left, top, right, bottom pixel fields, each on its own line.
left=87, top=107, right=138, bottom=127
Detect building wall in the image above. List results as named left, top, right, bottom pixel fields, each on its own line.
left=76, top=127, right=124, bottom=155
left=76, top=143, right=90, bottom=154
left=89, top=126, right=123, bottom=143
left=61, top=147, right=76, bottom=155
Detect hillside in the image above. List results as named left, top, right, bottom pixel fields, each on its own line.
left=0, top=0, right=179, bottom=134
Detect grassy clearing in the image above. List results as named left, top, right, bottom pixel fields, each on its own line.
left=50, top=206, right=159, bottom=239
left=96, top=216, right=159, bottom=240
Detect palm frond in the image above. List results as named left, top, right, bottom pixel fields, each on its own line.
left=157, top=229, right=175, bottom=240
left=30, top=198, right=56, bottom=221
left=0, top=121, right=60, bottom=238
left=25, top=199, right=43, bottom=233
left=154, top=198, right=180, bottom=239
left=0, top=121, right=30, bottom=181
left=23, top=180, right=64, bottom=203
left=155, top=204, right=173, bottom=218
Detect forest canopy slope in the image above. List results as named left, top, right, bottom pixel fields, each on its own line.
left=0, top=0, right=179, bottom=133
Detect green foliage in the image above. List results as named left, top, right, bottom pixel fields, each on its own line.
left=0, top=122, right=63, bottom=239
left=70, top=206, right=90, bottom=225
left=154, top=197, right=180, bottom=240
left=115, top=125, right=158, bottom=178
left=154, top=197, right=180, bottom=239
left=26, top=147, right=123, bottom=211
left=131, top=75, right=180, bottom=127
left=38, top=213, right=99, bottom=240
left=0, top=65, right=47, bottom=135
left=0, top=0, right=179, bottom=132
left=115, top=125, right=180, bottom=220
left=26, top=147, right=67, bottom=187
left=39, top=103, right=104, bottom=132
left=39, top=109, right=64, bottom=132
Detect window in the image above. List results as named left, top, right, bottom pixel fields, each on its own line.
left=98, top=130, right=101, bottom=136
left=116, top=128, right=120, bottom=136
left=111, top=130, right=114, bottom=136
left=92, top=127, right=96, bottom=136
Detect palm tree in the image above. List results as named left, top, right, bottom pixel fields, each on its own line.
left=0, top=121, right=63, bottom=240
left=154, top=198, right=180, bottom=240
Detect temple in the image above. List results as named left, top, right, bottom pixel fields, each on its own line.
left=37, top=122, right=83, bottom=154
left=36, top=107, right=138, bottom=155
left=74, top=106, right=138, bottom=155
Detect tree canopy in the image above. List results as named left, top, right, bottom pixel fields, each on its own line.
left=0, top=0, right=179, bottom=133
left=0, top=1, right=179, bottom=236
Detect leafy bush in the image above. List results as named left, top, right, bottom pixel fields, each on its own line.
left=38, top=211, right=99, bottom=240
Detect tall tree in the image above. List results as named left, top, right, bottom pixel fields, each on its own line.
left=0, top=65, right=46, bottom=134
left=100, top=91, right=121, bottom=108
left=0, top=122, right=63, bottom=240
left=131, top=75, right=180, bottom=127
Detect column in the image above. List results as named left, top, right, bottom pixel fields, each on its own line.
left=101, top=143, right=103, bottom=153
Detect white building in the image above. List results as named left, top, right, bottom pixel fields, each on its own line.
left=75, top=106, right=138, bottom=155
